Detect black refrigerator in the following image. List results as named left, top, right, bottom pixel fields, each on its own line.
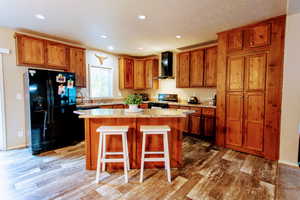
left=27, top=69, right=83, bottom=155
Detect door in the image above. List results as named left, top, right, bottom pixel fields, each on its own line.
left=46, top=41, right=69, bottom=70
left=246, top=24, right=271, bottom=48
left=244, top=92, right=265, bottom=151
left=70, top=48, right=86, bottom=87
left=177, top=52, right=190, bottom=88
left=17, top=34, right=46, bottom=66
left=190, top=114, right=202, bottom=135
left=124, top=58, right=134, bottom=89
left=204, top=47, right=217, bottom=87
left=145, top=59, right=153, bottom=89
left=244, top=53, right=267, bottom=92
left=227, top=56, right=244, bottom=92
left=226, top=92, right=243, bottom=147
left=134, top=60, right=145, bottom=89
left=190, top=49, right=204, bottom=87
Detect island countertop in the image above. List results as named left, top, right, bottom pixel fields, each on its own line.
left=75, top=108, right=194, bottom=118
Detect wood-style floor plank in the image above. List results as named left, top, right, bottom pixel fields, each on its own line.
left=0, top=137, right=298, bottom=200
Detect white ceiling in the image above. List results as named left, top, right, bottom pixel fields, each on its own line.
left=0, top=0, right=287, bottom=56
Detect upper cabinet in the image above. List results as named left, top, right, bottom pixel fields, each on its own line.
left=119, top=57, right=134, bottom=89
left=227, top=30, right=243, bottom=52
left=46, top=41, right=69, bottom=70
left=16, top=34, right=46, bottom=66
left=204, top=47, right=218, bottom=87
left=15, top=33, right=87, bottom=87
left=176, top=46, right=217, bottom=88
left=246, top=24, right=271, bottom=48
left=69, top=48, right=86, bottom=87
left=176, top=52, right=190, bottom=88
left=119, top=57, right=158, bottom=90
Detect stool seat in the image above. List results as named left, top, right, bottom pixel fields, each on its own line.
left=140, top=125, right=170, bottom=132
left=139, top=125, right=171, bottom=183
left=97, top=126, right=129, bottom=132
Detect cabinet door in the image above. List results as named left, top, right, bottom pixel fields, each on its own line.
left=244, top=92, right=265, bottom=151
left=124, top=58, right=134, bottom=89
left=69, top=48, right=86, bottom=87
left=190, top=114, right=201, bottom=135
left=247, top=24, right=271, bottom=48
left=245, top=53, right=267, bottom=92
left=227, top=56, right=244, bottom=92
left=204, top=47, right=217, bottom=87
left=227, top=30, right=243, bottom=52
left=190, top=49, right=204, bottom=87
left=139, top=103, right=149, bottom=109
left=203, top=115, right=215, bottom=137
left=176, top=52, right=190, bottom=88
left=134, top=60, right=146, bottom=89
left=16, top=35, right=46, bottom=66
left=46, top=42, right=69, bottom=70
left=226, top=92, right=243, bottom=147
left=145, top=59, right=153, bottom=89
left=113, top=104, right=124, bottom=109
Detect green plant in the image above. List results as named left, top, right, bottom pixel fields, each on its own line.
left=124, top=94, right=142, bottom=105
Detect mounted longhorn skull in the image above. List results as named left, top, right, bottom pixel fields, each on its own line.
left=95, top=54, right=107, bottom=65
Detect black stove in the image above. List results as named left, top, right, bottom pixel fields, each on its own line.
left=148, top=94, right=178, bottom=109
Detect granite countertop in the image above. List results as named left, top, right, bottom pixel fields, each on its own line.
left=76, top=101, right=216, bottom=109
left=74, top=108, right=194, bottom=118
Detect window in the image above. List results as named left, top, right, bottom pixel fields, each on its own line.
left=89, top=65, right=113, bottom=98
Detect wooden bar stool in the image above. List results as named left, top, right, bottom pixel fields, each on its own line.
left=96, top=126, right=130, bottom=183
left=139, top=125, right=171, bottom=183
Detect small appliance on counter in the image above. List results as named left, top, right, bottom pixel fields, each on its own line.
left=188, top=96, right=199, bottom=104
left=135, top=93, right=149, bottom=101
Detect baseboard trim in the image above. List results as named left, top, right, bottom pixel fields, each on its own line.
left=278, top=160, right=299, bottom=168
left=7, top=144, right=28, bottom=150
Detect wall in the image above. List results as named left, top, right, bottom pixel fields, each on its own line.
left=279, top=12, right=300, bottom=166
left=0, top=27, right=27, bottom=149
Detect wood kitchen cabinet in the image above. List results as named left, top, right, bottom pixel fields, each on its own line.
left=204, top=47, right=217, bottom=87
left=46, top=41, right=69, bottom=70
left=119, top=57, right=158, bottom=90
left=69, top=47, right=86, bottom=87
left=176, top=52, right=190, bottom=88
left=190, top=49, right=204, bottom=87
left=176, top=46, right=217, bottom=88
left=216, top=16, right=286, bottom=160
left=16, top=34, right=46, bottom=67
left=119, top=57, right=134, bottom=89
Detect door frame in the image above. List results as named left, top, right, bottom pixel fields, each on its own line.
left=0, top=48, right=9, bottom=150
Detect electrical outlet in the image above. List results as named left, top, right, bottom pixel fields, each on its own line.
left=17, top=129, right=24, bottom=138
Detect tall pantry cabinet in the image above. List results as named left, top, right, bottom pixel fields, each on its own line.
left=216, top=16, right=286, bottom=160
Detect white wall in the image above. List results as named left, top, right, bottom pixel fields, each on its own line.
left=279, top=12, right=300, bottom=166
left=0, top=27, right=27, bottom=149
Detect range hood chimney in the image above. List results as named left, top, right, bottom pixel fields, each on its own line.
left=158, top=51, right=174, bottom=79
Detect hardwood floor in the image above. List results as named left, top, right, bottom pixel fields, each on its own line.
left=0, top=136, right=298, bottom=200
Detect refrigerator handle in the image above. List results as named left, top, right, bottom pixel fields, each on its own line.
left=42, top=110, right=48, bottom=139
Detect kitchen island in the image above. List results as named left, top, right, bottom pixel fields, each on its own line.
left=76, top=108, right=191, bottom=170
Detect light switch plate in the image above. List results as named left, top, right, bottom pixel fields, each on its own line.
left=16, top=93, right=23, bottom=100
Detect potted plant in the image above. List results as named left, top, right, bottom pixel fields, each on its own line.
left=125, top=94, right=142, bottom=112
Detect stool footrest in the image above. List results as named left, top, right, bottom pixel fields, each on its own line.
left=144, top=158, right=165, bottom=162
left=144, top=151, right=165, bottom=155
left=105, top=152, right=124, bottom=155
left=102, top=158, right=125, bottom=163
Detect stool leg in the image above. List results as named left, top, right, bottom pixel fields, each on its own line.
left=163, top=133, right=171, bottom=183
left=140, top=133, right=146, bottom=183
left=124, top=132, right=130, bottom=170
left=122, top=133, right=129, bottom=183
left=102, top=133, right=106, bottom=172
left=96, top=133, right=103, bottom=183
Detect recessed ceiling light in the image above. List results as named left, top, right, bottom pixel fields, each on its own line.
left=138, top=47, right=144, bottom=50
left=108, top=46, right=114, bottom=50
left=138, top=15, right=146, bottom=20
left=100, top=35, right=107, bottom=39
left=35, top=14, right=45, bottom=20
left=176, top=35, right=182, bottom=39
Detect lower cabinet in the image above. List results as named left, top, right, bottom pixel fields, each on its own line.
left=139, top=103, right=149, bottom=109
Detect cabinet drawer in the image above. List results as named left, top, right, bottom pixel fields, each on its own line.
left=113, top=104, right=124, bottom=109
left=139, top=103, right=149, bottom=109
left=168, top=105, right=180, bottom=109
left=179, top=106, right=191, bottom=110
left=202, top=108, right=215, bottom=116
left=99, top=105, right=113, bottom=109
left=190, top=107, right=202, bottom=112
